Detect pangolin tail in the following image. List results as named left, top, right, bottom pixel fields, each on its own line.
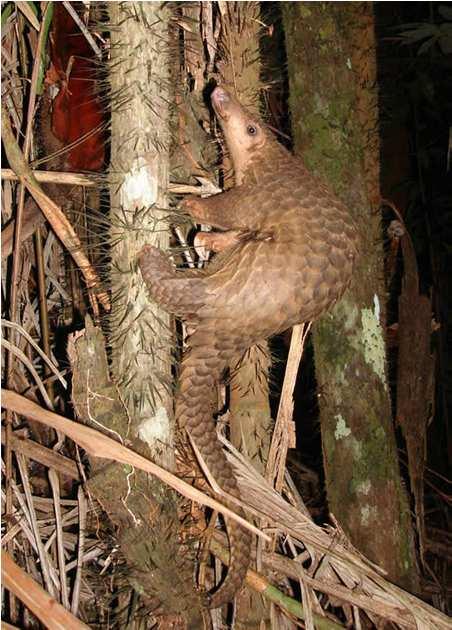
left=177, top=336, right=251, bottom=609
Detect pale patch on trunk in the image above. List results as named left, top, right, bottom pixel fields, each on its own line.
left=120, top=157, right=158, bottom=207
left=360, top=305, right=388, bottom=390
left=138, top=407, right=172, bottom=455
left=334, top=414, right=351, bottom=440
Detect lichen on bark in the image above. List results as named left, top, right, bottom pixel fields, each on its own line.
left=282, top=2, right=418, bottom=591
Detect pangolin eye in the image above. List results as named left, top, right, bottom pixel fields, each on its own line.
left=247, top=124, right=257, bottom=136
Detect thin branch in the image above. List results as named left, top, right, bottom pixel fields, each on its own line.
left=1, top=168, right=100, bottom=186
left=1, top=339, right=53, bottom=409
left=70, top=486, right=86, bottom=616
left=266, top=322, right=312, bottom=492
left=62, top=1, right=102, bottom=59
left=1, top=168, right=99, bottom=186
left=48, top=469, right=70, bottom=609
left=2, top=551, right=90, bottom=630
left=1, top=111, right=110, bottom=313
left=15, top=454, right=56, bottom=598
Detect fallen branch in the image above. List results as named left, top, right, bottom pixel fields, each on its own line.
left=1, top=168, right=99, bottom=186
left=1, top=389, right=268, bottom=542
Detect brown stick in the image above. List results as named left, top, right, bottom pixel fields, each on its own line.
left=1, top=168, right=98, bottom=186
left=0, top=428, right=80, bottom=479
left=2, top=198, right=45, bottom=259
left=2, top=550, right=90, bottom=630
left=34, top=227, right=54, bottom=401
left=266, top=322, right=312, bottom=492
left=1, top=389, right=267, bottom=541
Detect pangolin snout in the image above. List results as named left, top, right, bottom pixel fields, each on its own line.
left=211, top=86, right=231, bottom=117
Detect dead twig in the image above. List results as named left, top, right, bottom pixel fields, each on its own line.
left=266, top=322, right=312, bottom=492
left=1, top=111, right=110, bottom=314
left=1, top=389, right=268, bottom=542
left=48, top=469, right=70, bottom=609
left=1, top=320, right=67, bottom=389
left=1, top=168, right=99, bottom=186
left=15, top=454, right=56, bottom=598
left=0, top=427, right=80, bottom=479
left=70, top=486, right=87, bottom=616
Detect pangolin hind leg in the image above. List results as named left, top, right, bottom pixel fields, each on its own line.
left=138, top=244, right=207, bottom=316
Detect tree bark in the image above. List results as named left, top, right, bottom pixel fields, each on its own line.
left=105, top=2, right=203, bottom=624
left=282, top=2, right=419, bottom=591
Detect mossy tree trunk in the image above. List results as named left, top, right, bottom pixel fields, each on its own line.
left=106, top=3, right=203, bottom=625
left=282, top=2, right=418, bottom=591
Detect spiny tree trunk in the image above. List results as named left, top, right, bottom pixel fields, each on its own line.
left=282, top=2, right=419, bottom=591
left=106, top=2, right=203, bottom=625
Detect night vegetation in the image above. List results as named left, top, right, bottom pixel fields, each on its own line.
left=1, top=2, right=450, bottom=628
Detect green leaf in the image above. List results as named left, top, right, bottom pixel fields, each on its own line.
left=35, top=2, right=54, bottom=95
left=1, top=2, right=14, bottom=29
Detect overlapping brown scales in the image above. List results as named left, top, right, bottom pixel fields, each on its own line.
left=138, top=87, right=359, bottom=610
left=175, top=334, right=251, bottom=608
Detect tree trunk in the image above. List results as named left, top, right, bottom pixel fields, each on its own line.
left=282, top=2, right=419, bottom=591
left=107, top=3, right=203, bottom=625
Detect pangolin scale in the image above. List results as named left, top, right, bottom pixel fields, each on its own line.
left=139, top=87, right=359, bottom=609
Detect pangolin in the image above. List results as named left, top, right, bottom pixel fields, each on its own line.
left=138, top=86, right=359, bottom=608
